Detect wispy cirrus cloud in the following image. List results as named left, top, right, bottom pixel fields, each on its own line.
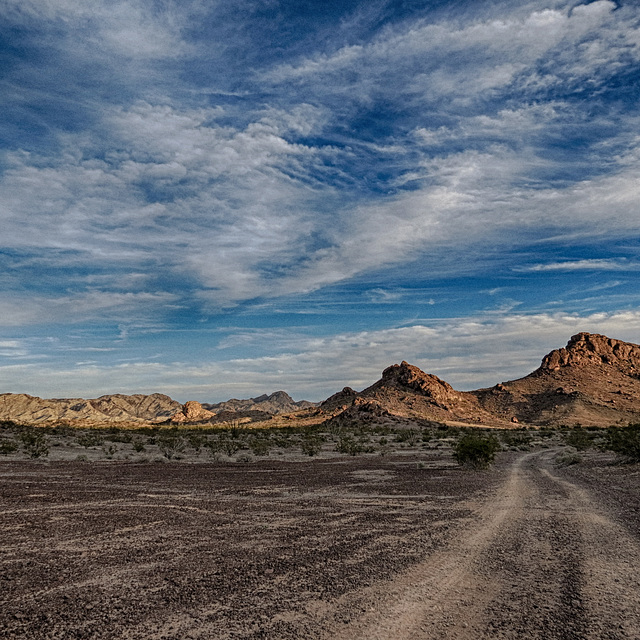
left=520, top=259, right=640, bottom=272
left=1, top=1, right=640, bottom=400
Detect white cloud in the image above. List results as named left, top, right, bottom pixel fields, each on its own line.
left=0, top=340, right=28, bottom=358
left=2, top=0, right=196, bottom=60
left=521, top=259, right=639, bottom=272
left=267, top=1, right=635, bottom=104
left=0, top=290, right=178, bottom=327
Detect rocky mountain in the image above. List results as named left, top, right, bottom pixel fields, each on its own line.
left=0, top=390, right=315, bottom=426
left=323, top=361, right=501, bottom=427
left=203, top=391, right=316, bottom=415
left=473, top=332, right=640, bottom=426
left=324, top=333, right=640, bottom=427
left=0, top=393, right=181, bottom=425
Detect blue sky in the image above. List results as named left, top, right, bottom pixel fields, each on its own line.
left=1, top=0, right=640, bottom=402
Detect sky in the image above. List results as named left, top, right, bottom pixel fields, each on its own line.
left=1, top=0, right=640, bottom=402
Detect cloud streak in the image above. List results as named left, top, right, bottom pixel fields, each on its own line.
left=1, top=0, right=639, bottom=399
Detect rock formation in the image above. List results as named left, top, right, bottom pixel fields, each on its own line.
left=169, top=401, right=215, bottom=424
left=473, top=333, right=640, bottom=426
left=322, top=334, right=640, bottom=428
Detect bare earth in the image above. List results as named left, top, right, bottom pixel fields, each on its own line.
left=1, top=450, right=639, bottom=639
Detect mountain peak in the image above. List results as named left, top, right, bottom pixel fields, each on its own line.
left=380, top=361, right=455, bottom=399
left=540, top=332, right=640, bottom=373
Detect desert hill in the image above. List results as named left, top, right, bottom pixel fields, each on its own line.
left=323, top=333, right=640, bottom=427
left=473, top=332, right=640, bottom=426
left=0, top=393, right=181, bottom=425
left=0, top=389, right=315, bottom=427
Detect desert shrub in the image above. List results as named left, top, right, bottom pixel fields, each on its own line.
left=564, top=428, right=595, bottom=451
left=301, top=434, right=323, bottom=457
left=105, top=429, right=133, bottom=443
left=272, top=433, right=297, bottom=449
left=394, top=429, right=419, bottom=445
left=0, top=439, right=18, bottom=455
left=249, top=437, right=271, bottom=457
left=604, top=424, right=640, bottom=462
left=205, top=438, right=222, bottom=459
left=77, top=432, right=103, bottom=448
left=132, top=438, right=146, bottom=453
left=336, top=434, right=365, bottom=456
left=453, top=433, right=500, bottom=469
left=500, top=430, right=532, bottom=450
left=102, top=443, right=117, bottom=458
left=187, top=433, right=205, bottom=452
left=157, top=430, right=186, bottom=459
left=220, top=439, right=241, bottom=457
left=0, top=420, right=21, bottom=430
left=20, top=429, right=49, bottom=459
left=556, top=451, right=582, bottom=466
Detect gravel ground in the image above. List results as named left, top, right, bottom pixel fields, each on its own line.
left=1, top=447, right=639, bottom=639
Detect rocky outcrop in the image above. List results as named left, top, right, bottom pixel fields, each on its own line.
left=539, top=332, right=640, bottom=374
left=169, top=401, right=215, bottom=424
left=376, top=361, right=459, bottom=408
left=321, top=333, right=640, bottom=428
left=326, top=361, right=500, bottom=425
left=474, top=333, right=640, bottom=426
left=320, top=387, right=359, bottom=413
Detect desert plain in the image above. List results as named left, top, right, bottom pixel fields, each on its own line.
left=1, top=424, right=640, bottom=640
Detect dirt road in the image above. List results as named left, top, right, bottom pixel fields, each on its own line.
left=1, top=451, right=639, bottom=639
left=327, top=450, right=640, bottom=640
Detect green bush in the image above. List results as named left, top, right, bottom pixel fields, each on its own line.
left=220, top=439, right=241, bottom=457
left=604, top=424, right=640, bottom=462
left=132, top=438, right=146, bottom=453
left=336, top=434, right=365, bottom=456
left=301, top=434, right=323, bottom=456
left=20, top=429, right=49, bottom=459
left=500, top=430, right=532, bottom=450
left=556, top=451, right=582, bottom=466
left=77, top=432, right=103, bottom=448
left=564, top=428, right=595, bottom=451
left=394, top=429, right=419, bottom=446
left=249, top=437, right=271, bottom=457
left=453, top=433, right=500, bottom=469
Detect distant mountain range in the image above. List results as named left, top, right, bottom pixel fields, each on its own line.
left=2, top=332, right=640, bottom=428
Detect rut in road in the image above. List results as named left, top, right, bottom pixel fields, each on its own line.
left=326, top=450, right=640, bottom=640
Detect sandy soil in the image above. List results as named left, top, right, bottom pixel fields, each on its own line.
left=1, top=449, right=639, bottom=639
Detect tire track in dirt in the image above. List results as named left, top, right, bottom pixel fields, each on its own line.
left=325, top=450, right=640, bottom=640
left=326, top=451, right=538, bottom=639
left=540, top=463, right=640, bottom=640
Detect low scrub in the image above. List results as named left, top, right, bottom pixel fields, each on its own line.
left=563, top=428, right=596, bottom=451
left=604, top=424, right=640, bottom=462
left=453, top=433, right=500, bottom=469
left=20, top=429, right=49, bottom=459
